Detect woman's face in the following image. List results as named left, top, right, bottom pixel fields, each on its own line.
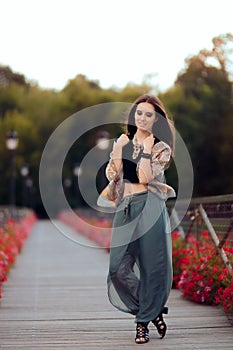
left=135, top=102, right=157, bottom=133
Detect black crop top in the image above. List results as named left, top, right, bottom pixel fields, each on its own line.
left=122, top=141, right=142, bottom=183
left=121, top=138, right=160, bottom=183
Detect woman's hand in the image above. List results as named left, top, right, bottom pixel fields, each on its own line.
left=143, top=134, right=154, bottom=153
left=111, top=134, right=129, bottom=173
left=115, top=134, right=130, bottom=148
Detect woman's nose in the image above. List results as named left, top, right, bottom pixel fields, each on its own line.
left=139, top=112, right=146, bottom=120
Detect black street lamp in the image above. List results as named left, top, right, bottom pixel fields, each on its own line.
left=96, top=130, right=110, bottom=151
left=73, top=163, right=82, bottom=208
left=96, top=130, right=110, bottom=192
left=25, top=177, right=34, bottom=208
left=5, top=130, right=19, bottom=207
left=63, top=177, right=72, bottom=206
left=20, top=163, right=29, bottom=207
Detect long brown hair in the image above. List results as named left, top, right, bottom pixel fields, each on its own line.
left=126, top=94, right=174, bottom=152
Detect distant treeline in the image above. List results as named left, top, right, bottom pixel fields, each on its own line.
left=0, top=33, right=232, bottom=215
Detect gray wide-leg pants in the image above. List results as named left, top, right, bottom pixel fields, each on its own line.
left=107, top=191, right=173, bottom=323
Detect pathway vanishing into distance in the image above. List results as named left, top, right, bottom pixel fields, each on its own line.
left=0, top=220, right=232, bottom=349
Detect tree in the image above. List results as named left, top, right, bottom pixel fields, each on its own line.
left=162, top=33, right=233, bottom=196
left=0, top=65, right=28, bottom=87
left=199, top=33, right=233, bottom=80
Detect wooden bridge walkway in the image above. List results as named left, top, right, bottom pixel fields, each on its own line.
left=0, top=220, right=232, bottom=349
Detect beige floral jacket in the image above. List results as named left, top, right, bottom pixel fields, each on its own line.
left=105, top=140, right=176, bottom=203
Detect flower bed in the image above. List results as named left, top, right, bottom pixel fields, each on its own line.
left=58, top=210, right=233, bottom=324
left=58, top=210, right=112, bottom=251
left=0, top=211, right=37, bottom=299
left=172, top=230, right=233, bottom=324
left=221, top=281, right=233, bottom=325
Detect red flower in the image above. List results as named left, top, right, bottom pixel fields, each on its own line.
left=171, top=230, right=233, bottom=308
left=0, top=212, right=37, bottom=298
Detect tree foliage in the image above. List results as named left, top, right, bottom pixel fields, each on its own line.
left=163, top=33, right=233, bottom=195
left=0, top=33, right=232, bottom=214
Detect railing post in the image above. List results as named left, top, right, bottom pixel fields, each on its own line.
left=170, top=208, right=185, bottom=238
left=199, top=204, right=232, bottom=274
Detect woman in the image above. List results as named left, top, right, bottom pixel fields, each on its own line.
left=105, top=94, right=176, bottom=344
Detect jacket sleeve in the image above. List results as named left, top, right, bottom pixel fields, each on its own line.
left=105, top=148, right=123, bottom=182
left=105, top=152, right=118, bottom=181
left=150, top=142, right=172, bottom=178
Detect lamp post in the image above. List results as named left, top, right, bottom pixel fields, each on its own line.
left=63, top=177, right=72, bottom=206
left=96, top=130, right=110, bottom=151
left=25, top=177, right=34, bottom=208
left=96, top=130, right=110, bottom=192
left=20, top=163, right=29, bottom=207
left=6, top=130, right=19, bottom=207
left=73, top=163, right=82, bottom=207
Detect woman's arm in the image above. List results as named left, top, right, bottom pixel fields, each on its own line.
left=138, top=138, right=172, bottom=184
left=138, top=157, right=154, bottom=184
left=138, top=134, right=154, bottom=184
left=105, top=134, right=129, bottom=180
left=111, top=134, right=129, bottom=173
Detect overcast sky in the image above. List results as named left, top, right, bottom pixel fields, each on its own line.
left=1, top=0, right=232, bottom=91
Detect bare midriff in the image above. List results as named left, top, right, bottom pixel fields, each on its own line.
left=123, top=182, right=148, bottom=198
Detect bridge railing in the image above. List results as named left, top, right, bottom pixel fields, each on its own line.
left=168, top=194, right=233, bottom=273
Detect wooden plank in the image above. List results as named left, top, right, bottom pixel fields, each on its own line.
left=0, top=220, right=232, bottom=350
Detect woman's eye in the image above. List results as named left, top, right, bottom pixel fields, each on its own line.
left=136, top=110, right=142, bottom=115
left=146, top=112, right=153, bottom=118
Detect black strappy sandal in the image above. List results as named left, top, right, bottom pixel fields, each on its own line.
left=135, top=322, right=149, bottom=344
left=152, top=307, right=168, bottom=339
